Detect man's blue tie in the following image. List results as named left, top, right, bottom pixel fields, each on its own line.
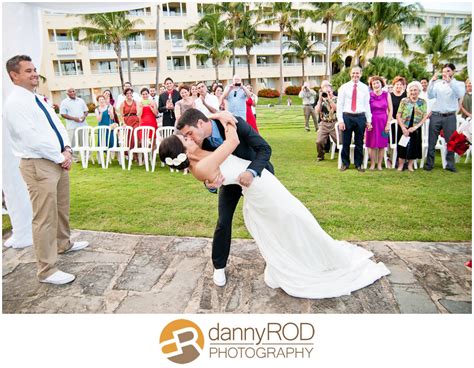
left=208, top=136, right=223, bottom=148
left=35, top=95, right=64, bottom=151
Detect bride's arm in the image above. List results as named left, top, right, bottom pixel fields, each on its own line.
left=193, top=125, right=240, bottom=181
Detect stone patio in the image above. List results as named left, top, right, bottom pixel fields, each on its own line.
left=2, top=230, right=472, bottom=314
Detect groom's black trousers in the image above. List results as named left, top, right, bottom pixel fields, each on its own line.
left=212, top=184, right=243, bottom=269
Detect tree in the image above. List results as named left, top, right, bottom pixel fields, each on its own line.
left=154, top=4, right=161, bottom=88
left=206, top=2, right=247, bottom=76
left=185, top=13, right=230, bottom=82
left=261, top=2, right=298, bottom=103
left=407, top=61, right=430, bottom=82
left=412, top=24, right=463, bottom=73
left=234, top=12, right=263, bottom=83
left=362, top=56, right=409, bottom=82
left=70, top=12, right=143, bottom=86
left=283, top=27, right=321, bottom=82
left=337, top=2, right=424, bottom=60
left=307, top=2, right=345, bottom=79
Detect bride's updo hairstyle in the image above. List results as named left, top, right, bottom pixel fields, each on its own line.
left=158, top=135, right=190, bottom=170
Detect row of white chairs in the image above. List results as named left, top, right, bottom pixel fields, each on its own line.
left=328, top=115, right=470, bottom=169
left=73, top=125, right=176, bottom=172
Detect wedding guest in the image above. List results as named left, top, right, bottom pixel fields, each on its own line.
left=246, top=83, right=258, bottom=119
left=60, top=87, right=88, bottom=161
left=223, top=75, right=252, bottom=121
left=213, top=84, right=226, bottom=111
left=95, top=95, right=117, bottom=147
left=245, top=91, right=259, bottom=133
left=120, top=88, right=140, bottom=153
left=138, top=87, right=158, bottom=141
left=425, top=63, right=466, bottom=172
left=175, top=84, right=195, bottom=122
left=4, top=55, right=89, bottom=285
left=149, top=86, right=158, bottom=104
left=337, top=66, right=372, bottom=172
left=116, top=81, right=140, bottom=111
left=396, top=81, right=429, bottom=172
left=191, top=83, right=199, bottom=102
left=195, top=81, right=220, bottom=118
left=366, top=76, right=392, bottom=170
left=298, top=82, right=318, bottom=131
left=460, top=79, right=472, bottom=119
left=315, top=80, right=338, bottom=161
left=389, top=76, right=407, bottom=167
left=102, top=89, right=119, bottom=125
left=158, top=77, right=181, bottom=127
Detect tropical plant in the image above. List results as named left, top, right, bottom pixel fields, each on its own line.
left=412, top=24, right=464, bottom=73
left=185, top=13, right=230, bottom=82
left=454, top=17, right=472, bottom=52
left=336, top=2, right=424, bottom=63
left=261, top=2, right=299, bottom=103
left=154, top=4, right=161, bottom=88
left=70, top=12, right=143, bottom=86
left=283, top=27, right=321, bottom=82
left=363, top=56, right=409, bottom=82
left=407, top=61, right=430, bottom=82
left=330, top=69, right=350, bottom=91
left=234, top=12, right=263, bottom=82
left=306, top=2, right=345, bottom=79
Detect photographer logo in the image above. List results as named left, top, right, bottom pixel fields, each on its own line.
left=159, top=319, right=205, bottom=364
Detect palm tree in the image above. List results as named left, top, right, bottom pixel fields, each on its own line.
left=70, top=12, right=143, bottom=86
left=363, top=56, right=409, bottom=81
left=205, top=2, right=247, bottom=76
left=338, top=2, right=424, bottom=60
left=185, top=13, right=230, bottom=82
left=234, top=12, right=263, bottom=83
left=283, top=27, right=321, bottom=82
left=261, top=2, right=299, bottom=103
left=154, top=4, right=161, bottom=88
left=412, top=24, right=463, bottom=74
left=307, top=2, right=345, bottom=79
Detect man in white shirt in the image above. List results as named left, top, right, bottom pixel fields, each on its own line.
left=336, top=66, right=373, bottom=172
left=4, top=55, right=89, bottom=285
left=425, top=63, right=466, bottom=172
left=194, top=81, right=220, bottom=118
left=59, top=87, right=88, bottom=161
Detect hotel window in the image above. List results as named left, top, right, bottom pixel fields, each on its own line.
left=164, top=29, right=185, bottom=40
left=167, top=56, right=190, bottom=70
left=163, top=2, right=187, bottom=16
left=311, top=55, right=324, bottom=64
left=443, top=17, right=453, bottom=26
left=53, top=60, right=83, bottom=76
left=257, top=56, right=268, bottom=65
left=128, top=7, right=151, bottom=16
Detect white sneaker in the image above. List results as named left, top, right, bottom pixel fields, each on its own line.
left=40, top=270, right=75, bottom=285
left=213, top=268, right=226, bottom=287
left=64, top=241, right=89, bottom=253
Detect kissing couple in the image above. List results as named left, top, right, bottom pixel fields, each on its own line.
left=159, top=108, right=390, bottom=299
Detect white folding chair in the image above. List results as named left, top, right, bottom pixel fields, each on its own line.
left=73, top=126, right=92, bottom=168
left=455, top=116, right=466, bottom=163
left=387, top=119, right=398, bottom=169
left=128, top=126, right=155, bottom=171
left=329, top=134, right=336, bottom=160
left=106, top=126, right=133, bottom=170
left=89, top=126, right=111, bottom=169
left=152, top=126, right=175, bottom=172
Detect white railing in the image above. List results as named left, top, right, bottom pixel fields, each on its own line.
left=167, top=65, right=189, bottom=71
left=55, top=70, right=83, bottom=77
left=256, top=63, right=279, bottom=67
left=283, top=63, right=301, bottom=67
left=88, top=40, right=156, bottom=52
left=90, top=67, right=156, bottom=74
left=55, top=40, right=75, bottom=54
left=163, top=11, right=187, bottom=17
left=197, top=65, right=213, bottom=69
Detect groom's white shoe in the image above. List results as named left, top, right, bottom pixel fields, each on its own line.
left=213, top=268, right=226, bottom=287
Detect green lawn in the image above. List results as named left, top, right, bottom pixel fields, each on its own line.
left=258, top=95, right=302, bottom=106
left=2, top=107, right=472, bottom=241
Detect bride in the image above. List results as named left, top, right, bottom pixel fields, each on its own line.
left=158, top=119, right=390, bottom=299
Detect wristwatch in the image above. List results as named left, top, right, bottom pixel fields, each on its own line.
left=64, top=146, right=73, bottom=154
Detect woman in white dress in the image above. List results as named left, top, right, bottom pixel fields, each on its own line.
left=158, top=121, right=390, bottom=299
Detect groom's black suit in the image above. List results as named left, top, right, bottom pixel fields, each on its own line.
left=202, top=117, right=274, bottom=269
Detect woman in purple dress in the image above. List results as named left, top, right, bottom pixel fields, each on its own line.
left=366, top=76, right=393, bottom=170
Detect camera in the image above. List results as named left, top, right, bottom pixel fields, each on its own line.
left=321, top=92, right=328, bottom=98
left=234, top=83, right=241, bottom=87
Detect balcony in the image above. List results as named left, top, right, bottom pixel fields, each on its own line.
left=90, top=67, right=156, bottom=74
left=170, top=39, right=187, bottom=52
left=256, top=63, right=280, bottom=68
left=88, top=40, right=157, bottom=58
left=54, top=70, right=83, bottom=77
left=54, top=41, right=76, bottom=55
left=167, top=65, right=190, bottom=71
left=283, top=62, right=301, bottom=67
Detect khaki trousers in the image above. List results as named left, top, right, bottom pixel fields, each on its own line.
left=19, top=159, right=72, bottom=280
left=316, top=120, right=338, bottom=159
left=303, top=105, right=318, bottom=131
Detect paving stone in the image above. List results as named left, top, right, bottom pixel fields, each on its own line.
left=391, top=284, right=439, bottom=313
left=71, top=230, right=141, bottom=254
left=439, top=299, right=472, bottom=314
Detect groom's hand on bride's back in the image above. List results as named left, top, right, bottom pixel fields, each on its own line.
left=238, top=171, right=254, bottom=188
left=205, top=173, right=225, bottom=193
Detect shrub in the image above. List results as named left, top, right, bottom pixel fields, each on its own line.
left=87, top=102, right=97, bottom=113
left=285, top=85, right=301, bottom=95
left=257, top=88, right=280, bottom=98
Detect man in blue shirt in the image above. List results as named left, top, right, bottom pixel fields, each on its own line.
left=223, top=75, right=252, bottom=121
left=425, top=63, right=466, bottom=172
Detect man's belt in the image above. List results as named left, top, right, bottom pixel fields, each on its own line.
left=432, top=111, right=456, bottom=117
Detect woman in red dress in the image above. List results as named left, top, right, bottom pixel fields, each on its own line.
left=246, top=96, right=259, bottom=133
left=137, top=87, right=158, bottom=143
left=120, top=88, right=140, bottom=153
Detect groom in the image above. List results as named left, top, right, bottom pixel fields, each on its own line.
left=177, top=108, right=274, bottom=286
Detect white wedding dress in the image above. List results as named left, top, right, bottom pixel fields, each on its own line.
left=220, top=155, right=390, bottom=299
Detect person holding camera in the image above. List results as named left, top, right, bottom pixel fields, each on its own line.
left=315, top=80, right=337, bottom=161
left=223, top=75, right=252, bottom=121
left=298, top=82, right=318, bottom=132
left=425, top=63, right=465, bottom=172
